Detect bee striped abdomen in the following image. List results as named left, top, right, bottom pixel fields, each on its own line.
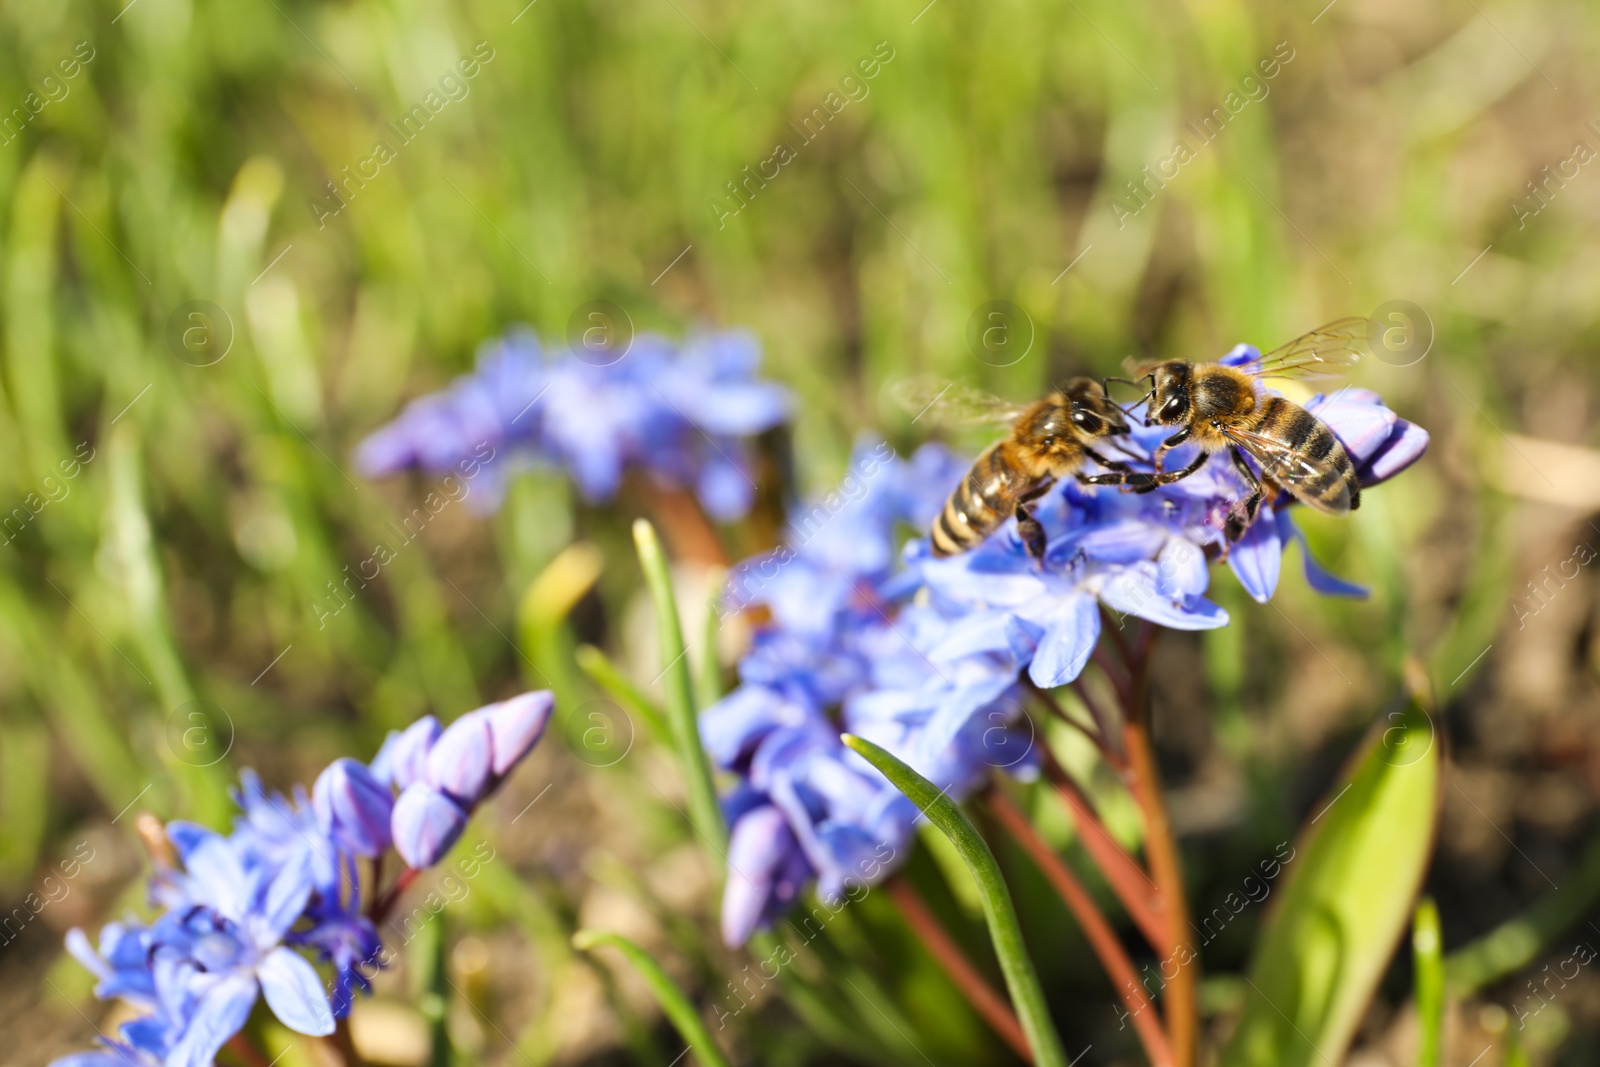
left=931, top=444, right=1019, bottom=556
left=1252, top=397, right=1360, bottom=514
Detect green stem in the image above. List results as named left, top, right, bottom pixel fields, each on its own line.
left=1413, top=897, right=1443, bottom=1067
left=573, top=929, right=733, bottom=1067
left=633, top=519, right=726, bottom=852
left=842, top=733, right=1068, bottom=1067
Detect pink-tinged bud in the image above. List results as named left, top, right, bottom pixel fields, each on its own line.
left=372, top=716, right=441, bottom=789
left=485, top=691, right=554, bottom=777
left=425, top=713, right=495, bottom=804
left=390, top=783, right=468, bottom=869
left=313, top=758, right=394, bottom=857
left=1306, top=389, right=1429, bottom=486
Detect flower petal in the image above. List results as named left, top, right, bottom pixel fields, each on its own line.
left=391, top=783, right=469, bottom=869
left=485, top=691, right=555, bottom=777
left=1359, top=419, right=1430, bottom=485
left=258, top=946, right=337, bottom=1036
left=314, top=758, right=395, bottom=857
left=425, top=712, right=495, bottom=804
left=1027, top=594, right=1100, bottom=688
left=1281, top=512, right=1369, bottom=598
left=1098, top=562, right=1230, bottom=630
left=167, top=973, right=260, bottom=1067
left=378, top=716, right=441, bottom=790
left=1226, top=503, right=1283, bottom=604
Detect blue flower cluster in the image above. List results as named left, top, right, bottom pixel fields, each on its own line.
left=356, top=329, right=791, bottom=521
left=53, top=692, right=552, bottom=1067
left=705, top=348, right=1428, bottom=946
left=705, top=437, right=1041, bottom=946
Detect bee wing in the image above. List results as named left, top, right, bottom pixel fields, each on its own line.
left=886, top=376, right=1030, bottom=428
left=1245, top=317, right=1369, bottom=382
left=1215, top=423, right=1353, bottom=512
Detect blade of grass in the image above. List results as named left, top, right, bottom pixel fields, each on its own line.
left=573, top=929, right=733, bottom=1067
left=634, top=519, right=725, bottom=851
left=1413, top=897, right=1443, bottom=1067
left=841, top=733, right=1068, bottom=1067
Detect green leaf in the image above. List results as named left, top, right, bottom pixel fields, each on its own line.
left=1413, top=897, right=1443, bottom=1067
left=573, top=929, right=733, bottom=1067
left=633, top=519, right=725, bottom=852
left=841, top=733, right=1069, bottom=1067
left=1219, top=704, right=1440, bottom=1067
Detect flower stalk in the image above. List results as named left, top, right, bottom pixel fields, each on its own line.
left=885, top=875, right=1031, bottom=1061
left=1120, top=633, right=1198, bottom=1067
left=988, top=791, right=1173, bottom=1067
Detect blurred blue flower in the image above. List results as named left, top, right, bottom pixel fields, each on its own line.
left=55, top=693, right=554, bottom=1066
left=62, top=824, right=335, bottom=1067
left=356, top=329, right=790, bottom=520
left=314, top=758, right=394, bottom=858
left=379, top=691, right=553, bottom=868
left=705, top=692, right=916, bottom=946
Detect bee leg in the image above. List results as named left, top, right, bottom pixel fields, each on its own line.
left=1225, top=446, right=1264, bottom=541
left=1133, top=448, right=1209, bottom=494
left=1015, top=481, right=1053, bottom=564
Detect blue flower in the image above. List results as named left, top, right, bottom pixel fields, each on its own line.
left=55, top=695, right=555, bottom=1067
left=380, top=691, right=554, bottom=868
left=356, top=329, right=790, bottom=520
left=61, top=824, right=336, bottom=1067
left=705, top=690, right=916, bottom=946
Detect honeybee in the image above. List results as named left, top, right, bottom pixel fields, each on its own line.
left=896, top=377, right=1148, bottom=560
left=1102, top=318, right=1371, bottom=541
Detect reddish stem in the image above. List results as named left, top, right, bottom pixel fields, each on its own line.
left=1027, top=679, right=1126, bottom=773
left=642, top=482, right=728, bottom=566
left=223, top=1035, right=273, bottom=1067
left=887, top=876, right=1032, bottom=1063
left=989, top=793, right=1174, bottom=1067
left=374, top=866, right=421, bottom=923
left=1067, top=678, right=1129, bottom=769
left=1120, top=639, right=1197, bottom=1067
left=1036, top=749, right=1166, bottom=951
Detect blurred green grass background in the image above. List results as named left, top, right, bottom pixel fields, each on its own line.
left=2, top=0, right=1599, bottom=1062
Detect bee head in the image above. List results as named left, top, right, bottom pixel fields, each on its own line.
left=1059, top=378, right=1129, bottom=439
left=1147, top=362, right=1191, bottom=426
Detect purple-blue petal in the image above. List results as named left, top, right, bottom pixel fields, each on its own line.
left=313, top=758, right=394, bottom=857
left=1026, top=594, right=1100, bottom=688
left=258, top=946, right=336, bottom=1036
left=166, top=973, right=259, bottom=1067
left=1226, top=504, right=1283, bottom=604
left=425, top=712, right=495, bottom=805
left=485, top=690, right=555, bottom=778
left=391, top=783, right=469, bottom=869
left=381, top=716, right=441, bottom=790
